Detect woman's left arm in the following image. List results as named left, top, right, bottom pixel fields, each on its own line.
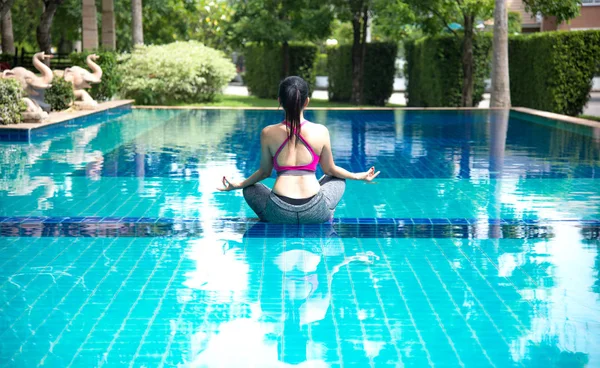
left=219, top=127, right=273, bottom=191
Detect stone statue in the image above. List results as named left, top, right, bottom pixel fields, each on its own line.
left=56, top=54, right=103, bottom=110
left=2, top=52, right=54, bottom=121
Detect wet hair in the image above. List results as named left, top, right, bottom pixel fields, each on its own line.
left=278, top=76, right=309, bottom=142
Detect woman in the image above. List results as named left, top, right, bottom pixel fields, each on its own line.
left=218, top=76, right=380, bottom=224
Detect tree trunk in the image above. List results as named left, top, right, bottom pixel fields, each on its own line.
left=350, top=13, right=362, bottom=105
left=37, top=0, right=63, bottom=54
left=131, top=0, right=143, bottom=46
left=282, top=40, right=290, bottom=77
left=490, top=0, right=511, bottom=107
left=1, top=8, right=14, bottom=55
left=101, top=0, right=116, bottom=50
left=82, top=0, right=98, bottom=50
left=461, top=14, right=475, bottom=107
left=359, top=7, right=368, bottom=103
left=0, top=0, right=15, bottom=19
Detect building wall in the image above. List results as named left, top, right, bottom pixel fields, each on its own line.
left=511, top=1, right=600, bottom=32
left=507, top=0, right=539, bottom=28
left=558, top=6, right=600, bottom=30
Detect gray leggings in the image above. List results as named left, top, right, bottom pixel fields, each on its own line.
left=243, top=175, right=346, bottom=224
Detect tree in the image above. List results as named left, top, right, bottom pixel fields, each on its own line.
left=82, top=0, right=98, bottom=50
left=1, top=8, right=15, bottom=54
left=230, top=0, right=333, bottom=76
left=490, top=0, right=510, bottom=108
left=406, top=0, right=494, bottom=107
left=522, top=0, right=581, bottom=24
left=0, top=0, right=14, bottom=18
left=333, top=0, right=370, bottom=105
left=102, top=0, right=116, bottom=49
left=37, top=0, right=65, bottom=53
left=131, top=0, right=143, bottom=45
left=9, top=0, right=39, bottom=51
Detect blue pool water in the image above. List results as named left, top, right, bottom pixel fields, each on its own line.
left=0, top=108, right=599, bottom=367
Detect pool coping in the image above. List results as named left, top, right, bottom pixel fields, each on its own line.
left=0, top=100, right=134, bottom=142
left=135, top=105, right=600, bottom=128
left=133, top=105, right=509, bottom=111
left=1, top=102, right=598, bottom=142
left=511, top=107, right=600, bottom=128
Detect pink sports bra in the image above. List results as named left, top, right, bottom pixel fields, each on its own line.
left=273, top=120, right=320, bottom=174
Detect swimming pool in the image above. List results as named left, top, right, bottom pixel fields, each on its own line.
left=0, top=108, right=599, bottom=367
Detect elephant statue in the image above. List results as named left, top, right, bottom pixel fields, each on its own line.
left=2, top=52, right=54, bottom=121
left=55, top=54, right=103, bottom=110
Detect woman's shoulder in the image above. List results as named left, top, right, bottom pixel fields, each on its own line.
left=304, top=121, right=328, bottom=133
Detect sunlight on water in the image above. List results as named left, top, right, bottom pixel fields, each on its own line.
left=0, top=108, right=599, bottom=367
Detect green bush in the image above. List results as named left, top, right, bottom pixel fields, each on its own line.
left=509, top=30, right=600, bottom=116
left=69, top=49, right=122, bottom=102
left=404, top=34, right=492, bottom=107
left=315, top=53, right=327, bottom=76
left=326, top=45, right=352, bottom=102
left=508, top=11, right=522, bottom=34
left=363, top=42, right=398, bottom=106
left=118, top=41, right=236, bottom=105
left=0, top=79, right=26, bottom=125
left=244, top=43, right=318, bottom=99
left=46, top=76, right=75, bottom=111
left=327, top=42, right=398, bottom=106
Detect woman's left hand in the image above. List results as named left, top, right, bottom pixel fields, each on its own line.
left=217, top=176, right=241, bottom=191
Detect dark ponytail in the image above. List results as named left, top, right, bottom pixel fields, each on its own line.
left=278, top=76, right=309, bottom=143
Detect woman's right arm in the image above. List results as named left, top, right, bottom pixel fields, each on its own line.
left=319, top=127, right=380, bottom=181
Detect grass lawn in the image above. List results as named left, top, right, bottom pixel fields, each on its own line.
left=580, top=115, right=600, bottom=122
left=173, top=94, right=403, bottom=108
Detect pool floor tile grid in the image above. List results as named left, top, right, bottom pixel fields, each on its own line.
left=1, top=236, right=599, bottom=367
left=0, top=216, right=599, bottom=240
left=2, top=178, right=600, bottom=223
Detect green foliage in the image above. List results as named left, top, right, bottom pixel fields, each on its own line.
left=326, top=45, right=352, bottom=102
left=508, top=11, right=522, bottom=34
left=230, top=0, right=333, bottom=47
left=0, top=78, right=26, bottom=125
left=244, top=43, right=318, bottom=99
left=45, top=76, right=74, bottom=111
left=405, top=0, right=493, bottom=35
left=509, top=30, right=600, bottom=116
left=327, top=42, right=397, bottom=106
left=363, top=43, right=398, bottom=106
left=404, top=33, right=492, bottom=107
left=315, top=53, right=327, bottom=76
left=330, top=20, right=353, bottom=44
left=370, top=0, right=416, bottom=42
left=522, top=0, right=581, bottom=24
left=117, top=41, right=236, bottom=105
left=244, top=45, right=282, bottom=99
left=69, top=49, right=122, bottom=101
left=10, top=0, right=40, bottom=51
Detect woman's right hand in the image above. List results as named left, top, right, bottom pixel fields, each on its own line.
left=356, top=167, right=380, bottom=182
left=217, top=176, right=241, bottom=191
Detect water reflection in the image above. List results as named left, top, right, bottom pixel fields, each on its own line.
left=176, top=222, right=599, bottom=367
left=3, top=109, right=598, bottom=182
left=186, top=225, right=380, bottom=367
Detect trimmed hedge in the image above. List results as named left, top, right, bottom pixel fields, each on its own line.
left=327, top=45, right=352, bottom=102
left=327, top=42, right=398, bottom=106
left=509, top=30, right=600, bottom=116
left=244, top=43, right=318, bottom=99
left=70, top=49, right=122, bottom=102
left=404, top=34, right=492, bottom=107
left=0, top=78, right=26, bottom=125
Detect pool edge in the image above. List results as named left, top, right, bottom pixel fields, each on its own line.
left=0, top=100, right=134, bottom=143
left=511, top=107, right=600, bottom=129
